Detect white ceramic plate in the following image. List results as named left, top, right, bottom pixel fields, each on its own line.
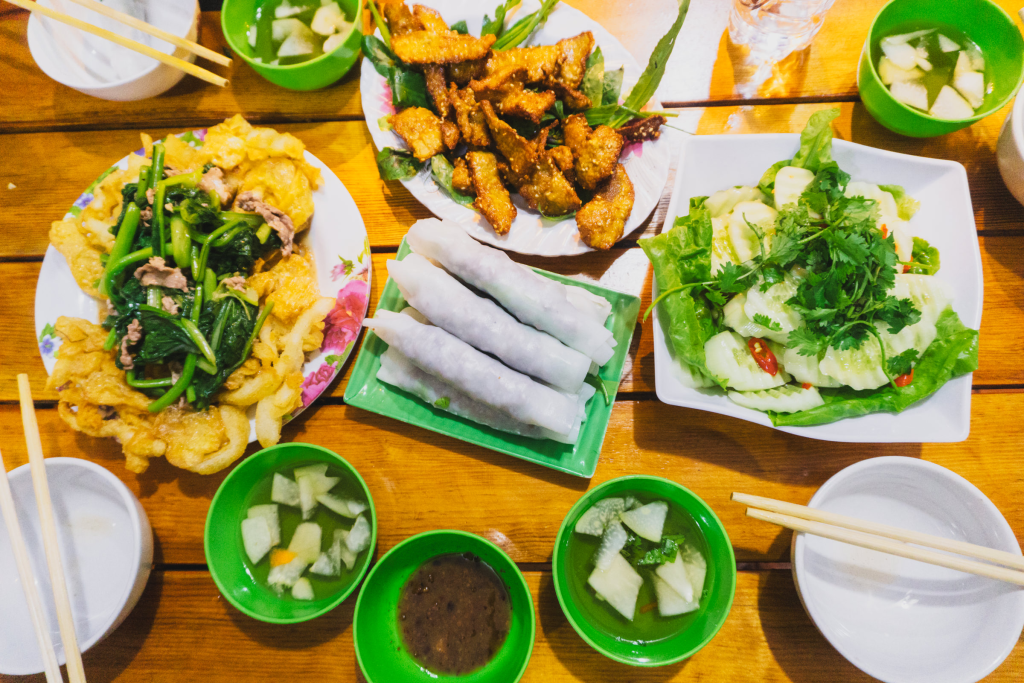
left=791, top=457, right=1024, bottom=683
left=35, top=130, right=372, bottom=442
left=651, top=134, right=983, bottom=442
left=0, top=458, right=153, bottom=675
left=359, top=0, right=673, bottom=256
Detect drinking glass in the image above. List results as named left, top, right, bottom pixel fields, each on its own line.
left=729, top=0, right=837, bottom=60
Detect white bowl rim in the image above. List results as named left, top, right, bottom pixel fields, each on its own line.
left=26, top=0, right=198, bottom=90
left=1011, top=87, right=1024, bottom=158
left=5, top=457, right=148, bottom=661
left=792, top=455, right=1024, bottom=683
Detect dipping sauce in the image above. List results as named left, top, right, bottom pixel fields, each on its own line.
left=398, top=553, right=511, bottom=675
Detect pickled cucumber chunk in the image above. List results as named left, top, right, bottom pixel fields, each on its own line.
left=587, top=553, right=643, bottom=621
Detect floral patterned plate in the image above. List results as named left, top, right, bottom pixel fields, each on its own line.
left=35, top=130, right=371, bottom=442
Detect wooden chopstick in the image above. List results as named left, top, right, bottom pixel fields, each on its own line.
left=18, top=375, right=87, bottom=683
left=746, top=507, right=1024, bottom=588
left=62, top=0, right=231, bottom=66
left=732, top=492, right=1024, bottom=571
left=0, top=447, right=64, bottom=683
left=6, top=0, right=228, bottom=87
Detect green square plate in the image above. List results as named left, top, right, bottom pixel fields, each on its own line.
left=343, top=239, right=640, bottom=478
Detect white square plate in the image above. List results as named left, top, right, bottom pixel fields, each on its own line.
left=651, top=134, right=983, bottom=442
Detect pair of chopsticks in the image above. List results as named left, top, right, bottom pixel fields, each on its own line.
left=0, top=375, right=86, bottom=683
left=734, top=491, right=1024, bottom=587
left=7, top=0, right=229, bottom=87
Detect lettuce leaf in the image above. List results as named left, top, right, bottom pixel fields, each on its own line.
left=431, top=156, right=475, bottom=206
left=581, top=46, right=604, bottom=109
left=790, top=108, right=841, bottom=172
left=879, top=184, right=921, bottom=220
left=908, top=236, right=940, bottom=275
left=758, top=159, right=791, bottom=199
left=376, top=148, right=423, bottom=181
left=772, top=307, right=978, bottom=426
left=639, top=197, right=721, bottom=383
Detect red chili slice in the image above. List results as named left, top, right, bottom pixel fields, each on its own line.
left=881, top=224, right=889, bottom=239
left=894, top=370, right=914, bottom=387
left=903, top=264, right=911, bottom=273
left=801, top=382, right=813, bottom=390
left=747, top=337, right=778, bottom=376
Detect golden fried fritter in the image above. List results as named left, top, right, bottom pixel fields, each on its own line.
left=552, top=32, right=595, bottom=91
left=452, top=157, right=475, bottom=195
left=424, top=64, right=450, bottom=119
left=471, top=74, right=556, bottom=124
left=411, top=4, right=449, bottom=33
left=520, top=152, right=581, bottom=217
left=576, top=163, right=634, bottom=250
left=576, top=124, right=624, bottom=190
left=483, top=46, right=559, bottom=85
left=549, top=145, right=576, bottom=185
left=391, top=31, right=496, bottom=65
left=497, top=158, right=531, bottom=190
left=559, top=87, right=592, bottom=111
left=383, top=2, right=420, bottom=36
left=389, top=107, right=447, bottom=161
left=441, top=120, right=461, bottom=149
left=563, top=113, right=591, bottom=158
left=480, top=100, right=537, bottom=175
left=618, top=115, right=667, bottom=142
left=448, top=57, right=487, bottom=85
left=449, top=85, right=491, bottom=147
left=466, top=151, right=516, bottom=235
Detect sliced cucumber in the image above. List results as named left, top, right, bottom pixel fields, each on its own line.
left=271, top=17, right=308, bottom=42
left=623, top=496, right=642, bottom=511
left=782, top=347, right=841, bottom=388
left=728, top=383, right=824, bottom=413
left=845, top=181, right=899, bottom=226
left=878, top=56, right=924, bottom=86
left=711, top=215, right=739, bottom=275
left=297, top=475, right=318, bottom=520
left=291, top=577, right=315, bottom=600
left=316, top=493, right=367, bottom=518
left=310, top=550, right=340, bottom=576
left=288, top=522, right=323, bottom=564
left=310, top=2, right=343, bottom=35
left=706, top=186, right=764, bottom=217
left=820, top=337, right=888, bottom=391
left=335, top=529, right=357, bottom=569
left=593, top=520, right=629, bottom=571
left=680, top=545, right=707, bottom=599
left=241, top=517, right=273, bottom=565
left=728, top=201, right=777, bottom=263
left=653, top=574, right=699, bottom=617
left=743, top=276, right=803, bottom=344
left=723, top=293, right=773, bottom=339
left=890, top=80, right=929, bottom=111
left=880, top=37, right=921, bottom=70
left=323, top=31, right=348, bottom=53
left=930, top=85, right=974, bottom=120
left=704, top=330, right=789, bottom=391
left=346, top=514, right=372, bottom=554
left=891, top=222, right=913, bottom=263
left=268, top=556, right=308, bottom=589
left=587, top=552, right=643, bottom=621
left=271, top=473, right=301, bottom=508
left=937, top=34, right=960, bottom=53
left=620, top=501, right=668, bottom=543
left=892, top=274, right=953, bottom=325
left=953, top=69, right=984, bottom=110
left=247, top=504, right=281, bottom=547
left=655, top=551, right=696, bottom=602
left=772, top=166, right=815, bottom=210
left=574, top=498, right=627, bottom=536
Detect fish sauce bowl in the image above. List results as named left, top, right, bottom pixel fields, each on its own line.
left=551, top=475, right=736, bottom=666
left=353, top=530, right=536, bottom=683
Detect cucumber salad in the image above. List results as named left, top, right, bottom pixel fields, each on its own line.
left=641, top=110, right=979, bottom=427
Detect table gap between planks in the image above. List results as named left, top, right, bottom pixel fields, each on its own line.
left=1, top=1, right=1023, bottom=681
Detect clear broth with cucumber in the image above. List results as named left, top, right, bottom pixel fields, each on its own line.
left=241, top=461, right=368, bottom=599
left=567, top=491, right=711, bottom=644
left=250, top=0, right=356, bottom=66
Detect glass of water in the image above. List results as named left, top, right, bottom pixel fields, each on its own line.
left=729, top=0, right=837, bottom=61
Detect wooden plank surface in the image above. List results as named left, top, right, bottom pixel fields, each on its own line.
left=0, top=570, right=900, bottom=683
left=4, top=232, right=1021, bottom=403
left=3, top=393, right=1023, bottom=566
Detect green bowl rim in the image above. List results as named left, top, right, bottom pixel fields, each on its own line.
left=203, top=441, right=378, bottom=624
left=219, top=0, right=363, bottom=73
left=352, top=529, right=537, bottom=683
left=861, top=0, right=1024, bottom=124
left=551, top=475, right=737, bottom=667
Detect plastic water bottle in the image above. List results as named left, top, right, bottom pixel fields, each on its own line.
left=729, top=0, right=837, bottom=61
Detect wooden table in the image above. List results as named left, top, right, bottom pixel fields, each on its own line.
left=2, top=1, right=1023, bottom=680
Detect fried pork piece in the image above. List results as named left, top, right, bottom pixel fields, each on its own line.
left=519, top=152, right=581, bottom=217
left=552, top=32, right=595, bottom=91
left=576, top=164, right=634, bottom=250
left=391, top=31, right=496, bottom=65
left=576, top=124, right=624, bottom=190
left=452, top=158, right=475, bottom=195
left=383, top=2, right=420, bottom=36
left=424, top=64, right=451, bottom=119
left=466, top=151, right=516, bottom=235
left=411, top=4, right=449, bottom=33
left=559, top=87, right=592, bottom=111
left=483, top=45, right=559, bottom=85
left=389, top=107, right=447, bottom=161
left=449, top=85, right=491, bottom=147
left=480, top=100, right=537, bottom=175
left=563, top=114, right=591, bottom=157
left=549, top=145, right=576, bottom=185
left=449, top=57, right=487, bottom=85
left=618, top=115, right=667, bottom=143
left=441, top=120, right=461, bottom=149
left=497, top=158, right=531, bottom=190
left=471, top=76, right=556, bottom=124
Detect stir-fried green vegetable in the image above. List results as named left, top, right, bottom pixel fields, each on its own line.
left=102, top=155, right=283, bottom=413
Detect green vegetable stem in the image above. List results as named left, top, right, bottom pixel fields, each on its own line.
left=99, top=203, right=142, bottom=297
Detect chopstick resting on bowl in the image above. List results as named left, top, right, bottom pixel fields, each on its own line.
left=18, top=375, right=87, bottom=683
left=5, top=0, right=228, bottom=87
left=733, top=492, right=1024, bottom=588
left=0, top=446, right=64, bottom=683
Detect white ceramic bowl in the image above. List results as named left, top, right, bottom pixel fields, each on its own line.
left=27, top=0, right=199, bottom=101
left=0, top=458, right=153, bottom=675
left=997, top=91, right=1024, bottom=206
left=792, top=457, right=1024, bottom=683
left=652, top=133, right=983, bottom=442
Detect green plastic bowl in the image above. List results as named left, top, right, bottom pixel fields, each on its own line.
left=204, top=442, right=376, bottom=623
left=353, top=530, right=536, bottom=683
left=552, top=476, right=736, bottom=667
left=858, top=0, right=1024, bottom=137
left=221, top=0, right=363, bottom=90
